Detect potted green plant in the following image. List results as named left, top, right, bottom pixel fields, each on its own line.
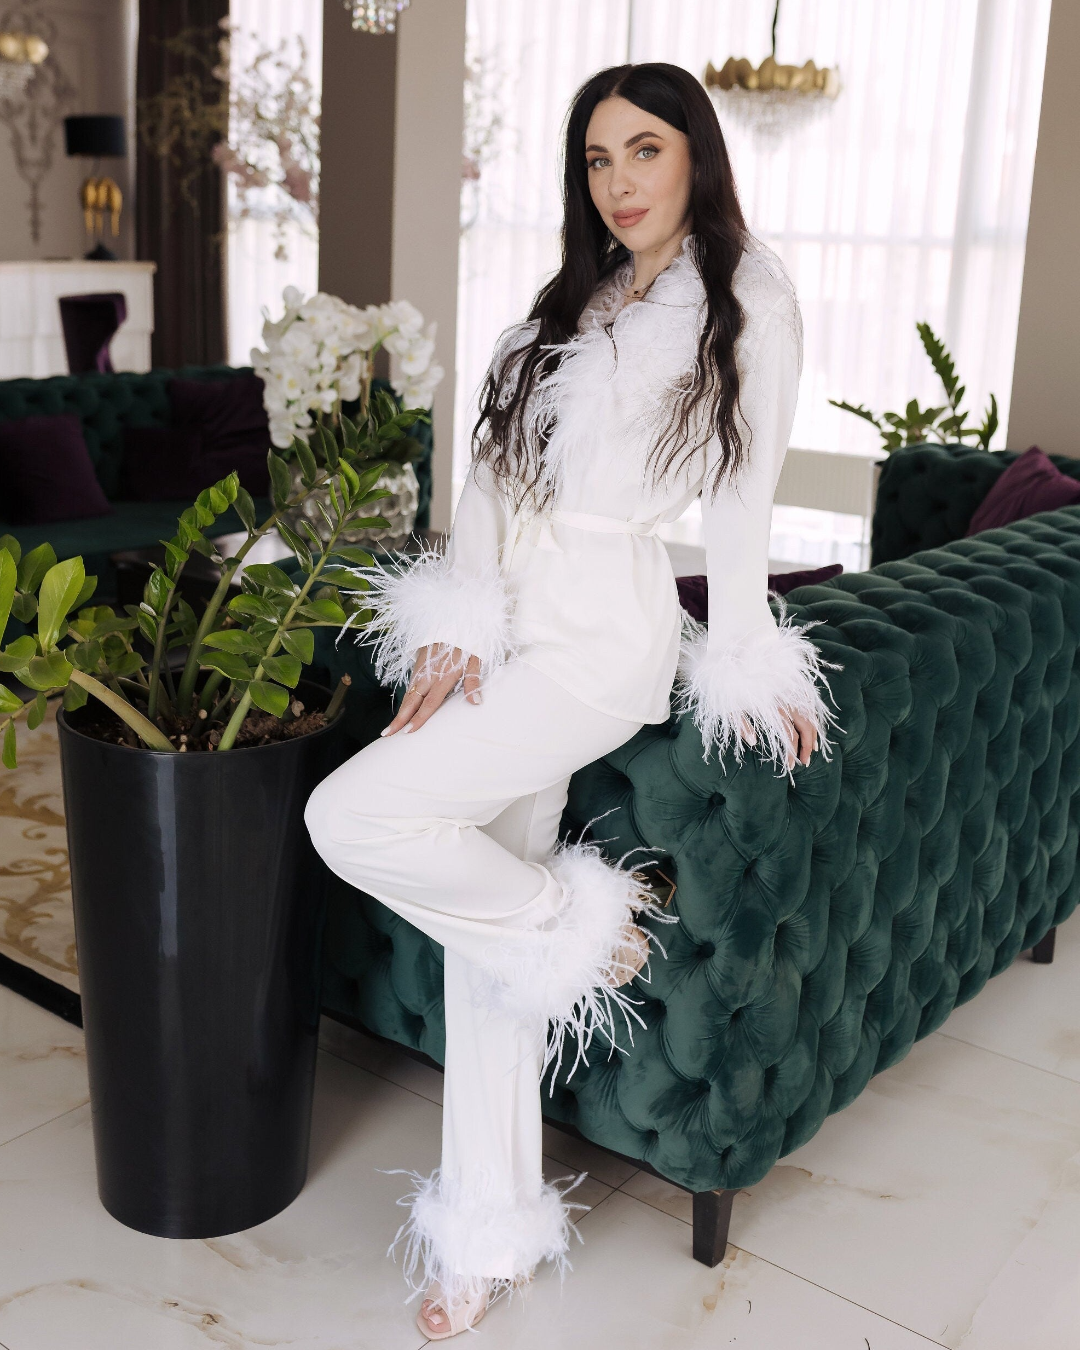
left=830, top=321, right=1000, bottom=452
left=0, top=394, right=426, bottom=1239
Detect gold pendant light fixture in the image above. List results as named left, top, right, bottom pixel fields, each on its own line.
left=704, top=0, right=841, bottom=146
left=0, top=27, right=48, bottom=100
left=342, top=1, right=410, bottom=34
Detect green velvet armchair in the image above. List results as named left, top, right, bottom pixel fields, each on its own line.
left=305, top=444, right=1078, bottom=1266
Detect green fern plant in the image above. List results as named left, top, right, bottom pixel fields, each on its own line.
left=829, top=322, right=999, bottom=453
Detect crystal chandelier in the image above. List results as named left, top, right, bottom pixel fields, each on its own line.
left=342, top=0, right=410, bottom=33
left=703, top=0, right=840, bottom=148
left=0, top=28, right=48, bottom=101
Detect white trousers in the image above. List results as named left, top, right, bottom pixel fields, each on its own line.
left=304, top=658, right=665, bottom=1313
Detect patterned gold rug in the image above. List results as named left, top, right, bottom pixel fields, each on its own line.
left=0, top=695, right=81, bottom=1017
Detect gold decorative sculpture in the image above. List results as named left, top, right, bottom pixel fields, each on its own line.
left=79, top=175, right=122, bottom=240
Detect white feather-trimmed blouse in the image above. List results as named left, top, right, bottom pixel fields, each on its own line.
left=356, top=232, right=843, bottom=776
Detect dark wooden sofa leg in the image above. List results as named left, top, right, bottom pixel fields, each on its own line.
left=1031, top=926, right=1057, bottom=964
left=693, top=1189, right=737, bottom=1266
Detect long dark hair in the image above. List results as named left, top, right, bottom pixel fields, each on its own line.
left=471, top=62, right=752, bottom=510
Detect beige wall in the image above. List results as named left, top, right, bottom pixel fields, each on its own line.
left=0, top=0, right=134, bottom=263
left=320, top=0, right=465, bottom=531
left=1007, top=0, right=1080, bottom=457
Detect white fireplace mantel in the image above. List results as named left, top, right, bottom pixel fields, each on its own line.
left=0, top=260, right=156, bottom=379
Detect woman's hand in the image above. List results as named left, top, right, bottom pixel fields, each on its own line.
left=737, top=707, right=819, bottom=769
left=380, top=643, right=483, bottom=737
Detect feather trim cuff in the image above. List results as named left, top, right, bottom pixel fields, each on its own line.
left=383, top=1164, right=589, bottom=1316
left=474, top=837, right=679, bottom=1089
left=674, top=592, right=844, bottom=775
left=338, top=540, right=518, bottom=688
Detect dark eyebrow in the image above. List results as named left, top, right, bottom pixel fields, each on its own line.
left=585, top=129, right=666, bottom=153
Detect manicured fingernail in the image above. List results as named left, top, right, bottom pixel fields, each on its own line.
left=403, top=722, right=414, bottom=733
left=380, top=728, right=390, bottom=736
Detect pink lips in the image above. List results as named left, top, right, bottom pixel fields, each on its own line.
left=613, top=208, right=648, bottom=227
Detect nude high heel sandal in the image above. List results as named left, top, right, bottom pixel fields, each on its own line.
left=416, top=1280, right=490, bottom=1339
left=605, top=921, right=651, bottom=989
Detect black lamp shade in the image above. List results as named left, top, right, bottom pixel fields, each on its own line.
left=64, top=115, right=127, bottom=158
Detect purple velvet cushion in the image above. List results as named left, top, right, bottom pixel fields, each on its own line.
left=167, top=375, right=271, bottom=496
left=0, top=412, right=113, bottom=525
left=965, top=446, right=1080, bottom=536
left=676, top=563, right=844, bottom=623
left=121, top=425, right=206, bottom=501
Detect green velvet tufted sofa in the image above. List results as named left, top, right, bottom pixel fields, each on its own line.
left=304, top=443, right=1078, bottom=1265
left=0, top=366, right=433, bottom=604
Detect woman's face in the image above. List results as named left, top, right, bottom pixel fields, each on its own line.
left=585, top=95, right=693, bottom=254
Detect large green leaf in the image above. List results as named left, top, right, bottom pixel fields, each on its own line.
left=268, top=451, right=292, bottom=509
left=0, top=535, right=21, bottom=565
left=299, top=598, right=347, bottom=625
left=10, top=592, right=37, bottom=624
left=319, top=568, right=372, bottom=591
left=201, top=629, right=265, bottom=655
left=201, top=651, right=256, bottom=682
left=0, top=685, right=23, bottom=713
left=280, top=628, right=314, bottom=663
left=0, top=635, right=37, bottom=673
left=233, top=486, right=257, bottom=533
left=37, top=557, right=86, bottom=651
left=228, top=594, right=278, bottom=620
left=276, top=520, right=313, bottom=573
left=145, top=567, right=171, bottom=615
left=261, top=653, right=301, bottom=688
left=62, top=681, right=89, bottom=712
left=108, top=651, right=144, bottom=678
left=248, top=680, right=289, bottom=717
left=294, top=435, right=318, bottom=488
left=242, top=563, right=299, bottom=594
left=316, top=421, right=340, bottom=469
left=330, top=545, right=376, bottom=567
left=23, top=652, right=73, bottom=691
left=26, top=692, right=47, bottom=731
left=17, top=543, right=56, bottom=595
left=0, top=550, right=16, bottom=640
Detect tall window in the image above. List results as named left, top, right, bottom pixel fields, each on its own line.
left=456, top=0, right=1051, bottom=505
left=225, top=0, right=323, bottom=367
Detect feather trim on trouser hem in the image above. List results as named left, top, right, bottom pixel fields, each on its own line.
left=474, top=836, right=680, bottom=1090
left=381, top=1165, right=590, bottom=1316
left=673, top=591, right=845, bottom=780
left=334, top=538, right=518, bottom=689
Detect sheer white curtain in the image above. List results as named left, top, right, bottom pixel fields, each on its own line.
left=225, top=0, right=323, bottom=368
left=455, top=0, right=1051, bottom=530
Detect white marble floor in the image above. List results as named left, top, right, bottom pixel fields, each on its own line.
left=0, top=920, right=1078, bottom=1350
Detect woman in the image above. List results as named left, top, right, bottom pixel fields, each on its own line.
left=305, top=61, right=842, bottom=1339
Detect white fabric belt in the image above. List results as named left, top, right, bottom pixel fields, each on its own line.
left=548, top=509, right=663, bottom=536
left=501, top=507, right=663, bottom=572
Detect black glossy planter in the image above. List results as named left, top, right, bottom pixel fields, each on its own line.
left=57, top=680, right=348, bottom=1238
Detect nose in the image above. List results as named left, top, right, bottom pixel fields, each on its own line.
left=607, top=159, right=636, bottom=200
